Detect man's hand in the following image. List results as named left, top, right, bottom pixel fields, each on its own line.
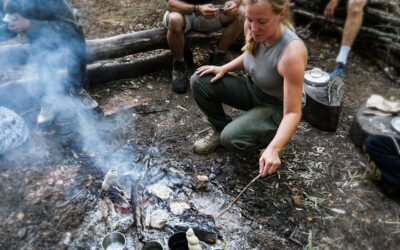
left=8, top=14, right=30, bottom=33
left=324, top=0, right=339, bottom=19
left=198, top=4, right=219, bottom=19
left=222, top=1, right=238, bottom=16
left=259, top=146, right=281, bottom=177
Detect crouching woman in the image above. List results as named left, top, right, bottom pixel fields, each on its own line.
left=190, top=0, right=307, bottom=177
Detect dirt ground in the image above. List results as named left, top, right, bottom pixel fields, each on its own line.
left=1, top=0, right=400, bottom=249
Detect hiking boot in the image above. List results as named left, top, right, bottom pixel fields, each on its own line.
left=329, top=62, right=345, bottom=78
left=172, top=60, right=188, bottom=94
left=193, top=129, right=221, bottom=155
left=208, top=50, right=227, bottom=66
left=70, top=87, right=99, bottom=111
left=37, top=101, right=57, bottom=127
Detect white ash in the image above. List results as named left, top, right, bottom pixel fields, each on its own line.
left=147, top=183, right=173, bottom=200
left=170, top=200, right=191, bottom=215
left=150, top=209, right=170, bottom=229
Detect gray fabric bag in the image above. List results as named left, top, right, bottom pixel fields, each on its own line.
left=0, top=106, right=29, bottom=155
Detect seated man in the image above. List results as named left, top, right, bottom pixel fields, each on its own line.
left=164, top=0, right=243, bottom=94
left=364, top=135, right=400, bottom=197
left=322, top=0, right=368, bottom=78
left=0, top=0, right=98, bottom=126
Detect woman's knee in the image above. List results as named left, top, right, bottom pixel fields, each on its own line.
left=220, top=129, right=259, bottom=153
left=220, top=130, right=240, bottom=151
left=190, top=73, right=211, bottom=93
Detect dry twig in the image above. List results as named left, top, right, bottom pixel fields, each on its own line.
left=216, top=173, right=262, bottom=219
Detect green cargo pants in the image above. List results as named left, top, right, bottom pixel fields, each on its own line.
left=190, top=72, right=283, bottom=153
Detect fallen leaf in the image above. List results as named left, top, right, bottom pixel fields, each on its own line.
left=292, top=195, right=302, bottom=206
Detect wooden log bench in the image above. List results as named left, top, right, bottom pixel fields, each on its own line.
left=0, top=28, right=226, bottom=89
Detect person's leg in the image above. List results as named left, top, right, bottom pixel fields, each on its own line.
left=364, top=135, right=400, bottom=195
left=217, top=7, right=244, bottom=51
left=191, top=9, right=244, bottom=65
left=164, top=11, right=190, bottom=94
left=220, top=106, right=281, bottom=153
left=166, top=12, right=186, bottom=62
left=35, top=47, right=65, bottom=126
left=66, top=38, right=99, bottom=111
left=330, top=0, right=367, bottom=77
left=191, top=72, right=254, bottom=131
left=190, top=72, right=254, bottom=154
left=341, top=0, right=367, bottom=50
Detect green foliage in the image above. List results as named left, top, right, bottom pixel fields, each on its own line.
left=303, top=244, right=318, bottom=250
left=156, top=0, right=166, bottom=9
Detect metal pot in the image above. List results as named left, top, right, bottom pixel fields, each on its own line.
left=304, top=68, right=330, bottom=87
left=102, top=232, right=126, bottom=250
left=168, top=232, right=188, bottom=250
left=142, top=241, right=163, bottom=250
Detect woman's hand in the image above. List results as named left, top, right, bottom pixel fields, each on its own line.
left=259, top=146, right=281, bottom=177
left=195, top=65, right=226, bottom=83
left=8, top=14, right=30, bottom=33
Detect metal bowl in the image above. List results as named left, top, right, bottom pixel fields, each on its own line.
left=102, top=232, right=126, bottom=250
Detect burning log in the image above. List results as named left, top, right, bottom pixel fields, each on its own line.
left=131, top=183, right=143, bottom=230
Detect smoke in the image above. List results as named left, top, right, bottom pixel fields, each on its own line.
left=0, top=1, right=139, bottom=176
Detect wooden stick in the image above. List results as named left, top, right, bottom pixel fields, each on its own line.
left=216, top=173, right=262, bottom=219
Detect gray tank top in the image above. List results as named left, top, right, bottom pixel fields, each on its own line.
left=243, top=27, right=300, bottom=99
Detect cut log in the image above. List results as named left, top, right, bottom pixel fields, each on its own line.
left=0, top=28, right=222, bottom=69
left=350, top=101, right=400, bottom=147
left=87, top=51, right=173, bottom=84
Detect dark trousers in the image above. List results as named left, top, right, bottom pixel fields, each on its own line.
left=364, top=135, right=400, bottom=196
left=190, top=72, right=283, bottom=153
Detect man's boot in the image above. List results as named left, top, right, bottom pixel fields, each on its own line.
left=329, top=62, right=345, bottom=78
left=172, top=60, right=188, bottom=94
left=37, top=100, right=57, bottom=127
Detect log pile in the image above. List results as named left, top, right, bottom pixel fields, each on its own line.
left=0, top=28, right=222, bottom=85
left=292, top=0, right=400, bottom=81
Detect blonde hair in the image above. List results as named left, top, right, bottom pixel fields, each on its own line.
left=242, top=0, right=294, bottom=56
